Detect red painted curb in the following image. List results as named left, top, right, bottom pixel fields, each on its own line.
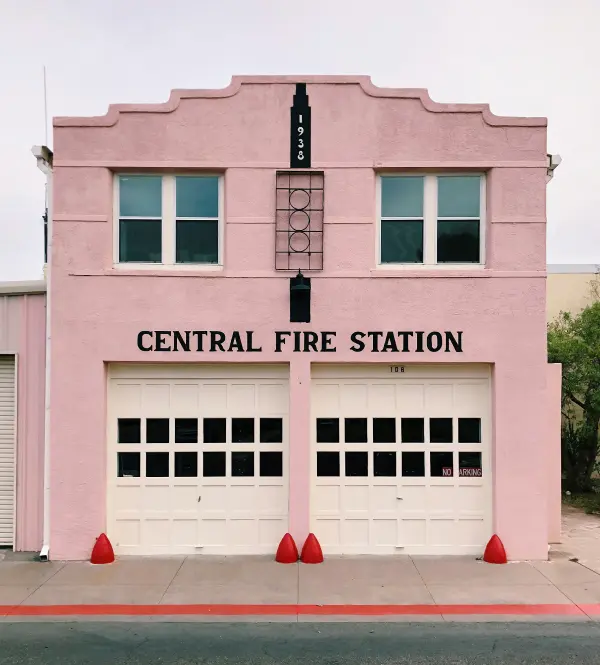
left=0, top=603, right=592, bottom=617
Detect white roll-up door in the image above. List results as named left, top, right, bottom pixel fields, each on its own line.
left=0, top=356, right=16, bottom=546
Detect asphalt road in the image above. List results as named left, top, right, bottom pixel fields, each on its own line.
left=1, top=621, right=600, bottom=664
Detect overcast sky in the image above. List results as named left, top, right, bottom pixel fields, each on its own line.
left=0, top=0, right=598, bottom=281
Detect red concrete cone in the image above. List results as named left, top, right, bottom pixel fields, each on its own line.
left=300, top=533, right=324, bottom=564
left=275, top=533, right=299, bottom=563
left=90, top=533, right=115, bottom=565
left=483, top=534, right=507, bottom=564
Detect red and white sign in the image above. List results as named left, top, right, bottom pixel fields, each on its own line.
left=459, top=467, right=482, bottom=478
left=441, top=467, right=453, bottom=477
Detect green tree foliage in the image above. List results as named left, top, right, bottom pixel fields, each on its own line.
left=548, top=300, right=600, bottom=491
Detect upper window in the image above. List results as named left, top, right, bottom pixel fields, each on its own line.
left=116, top=175, right=221, bottom=266
left=379, top=174, right=484, bottom=266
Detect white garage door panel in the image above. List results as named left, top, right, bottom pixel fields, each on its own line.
left=311, top=365, right=491, bottom=555
left=0, top=356, right=16, bottom=546
left=108, top=366, right=289, bottom=556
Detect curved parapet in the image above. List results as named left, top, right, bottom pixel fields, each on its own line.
left=53, top=75, right=546, bottom=129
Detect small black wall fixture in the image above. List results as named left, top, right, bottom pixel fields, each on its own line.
left=290, top=270, right=311, bottom=323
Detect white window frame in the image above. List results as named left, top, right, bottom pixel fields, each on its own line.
left=376, top=173, right=486, bottom=269
left=113, top=173, right=224, bottom=270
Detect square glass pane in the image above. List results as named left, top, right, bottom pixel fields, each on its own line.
left=203, top=451, right=226, bottom=477
left=401, top=418, right=424, bottom=443
left=119, top=219, right=162, bottom=263
left=175, top=452, right=198, bottom=477
left=430, top=451, right=453, bottom=477
left=203, top=418, right=226, bottom=443
left=381, top=176, right=424, bottom=217
left=316, top=418, right=339, bottom=443
left=459, top=451, right=482, bottom=477
left=119, top=176, right=162, bottom=217
left=437, top=176, right=480, bottom=218
left=458, top=418, right=481, bottom=443
left=317, top=451, right=340, bottom=477
left=260, top=451, right=283, bottom=477
left=232, top=418, right=254, bottom=443
left=373, top=418, right=396, bottom=443
left=344, top=418, right=367, bottom=443
left=176, top=220, right=218, bottom=264
left=176, top=176, right=219, bottom=218
left=402, top=451, right=425, bottom=477
left=345, top=451, right=368, bottom=477
left=232, top=451, right=254, bottom=477
left=374, top=451, right=396, bottom=477
left=430, top=418, right=453, bottom=443
left=175, top=418, right=198, bottom=443
left=146, top=452, right=169, bottom=477
left=118, top=418, right=140, bottom=443
left=437, top=220, right=480, bottom=263
left=260, top=418, right=283, bottom=443
left=117, top=452, right=140, bottom=477
left=146, top=418, right=169, bottom=443
left=381, top=220, right=423, bottom=263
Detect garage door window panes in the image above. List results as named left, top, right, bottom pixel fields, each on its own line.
left=116, top=175, right=222, bottom=266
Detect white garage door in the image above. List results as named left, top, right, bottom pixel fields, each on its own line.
left=107, top=364, right=289, bottom=555
left=311, top=364, right=491, bottom=555
left=0, top=355, right=16, bottom=547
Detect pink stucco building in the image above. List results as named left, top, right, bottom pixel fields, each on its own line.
left=2, top=76, right=563, bottom=561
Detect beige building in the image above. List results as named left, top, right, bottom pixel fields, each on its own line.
left=547, top=265, right=599, bottom=322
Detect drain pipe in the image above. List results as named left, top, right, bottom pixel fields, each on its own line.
left=32, top=145, right=53, bottom=562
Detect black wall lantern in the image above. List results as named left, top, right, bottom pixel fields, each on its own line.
left=290, top=270, right=311, bottom=323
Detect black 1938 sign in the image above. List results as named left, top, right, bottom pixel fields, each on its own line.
left=290, top=83, right=311, bottom=168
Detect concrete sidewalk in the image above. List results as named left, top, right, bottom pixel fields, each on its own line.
left=1, top=507, right=599, bottom=621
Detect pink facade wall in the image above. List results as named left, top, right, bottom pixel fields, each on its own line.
left=51, top=76, right=552, bottom=560
left=0, top=292, right=45, bottom=551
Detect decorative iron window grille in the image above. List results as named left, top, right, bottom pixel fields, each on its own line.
left=275, top=171, right=324, bottom=271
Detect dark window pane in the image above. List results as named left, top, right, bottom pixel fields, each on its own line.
left=401, top=418, right=424, bottom=443
left=437, top=220, right=480, bottom=263
left=459, top=452, right=482, bottom=477
left=345, top=418, right=367, bottom=443
left=118, top=418, right=140, bottom=443
left=316, top=418, right=339, bottom=443
left=118, top=452, right=140, bottom=477
left=119, top=219, right=162, bottom=263
left=176, top=220, right=218, bottom=264
left=345, top=451, right=368, bottom=477
left=373, top=418, right=396, bottom=443
left=203, top=451, right=226, bottom=477
left=458, top=418, right=481, bottom=443
left=232, top=418, right=254, bottom=443
left=317, top=451, right=340, bottom=477
left=431, top=452, right=453, bottom=477
left=402, top=451, right=425, bottom=477
left=232, top=452, right=254, bottom=477
left=260, top=418, right=283, bottom=443
left=374, top=451, right=396, bottom=477
left=175, top=418, right=198, bottom=443
left=204, top=418, right=226, bottom=444
left=260, top=451, right=283, bottom=477
left=146, top=452, right=169, bottom=477
left=430, top=418, right=453, bottom=443
left=176, top=176, right=219, bottom=218
left=175, top=452, right=198, bottom=477
left=146, top=418, right=169, bottom=443
left=381, top=220, right=423, bottom=264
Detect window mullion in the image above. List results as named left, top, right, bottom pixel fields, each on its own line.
left=423, top=175, right=437, bottom=265
left=163, top=176, right=175, bottom=265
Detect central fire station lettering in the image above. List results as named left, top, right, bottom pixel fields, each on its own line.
left=137, top=330, right=463, bottom=353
